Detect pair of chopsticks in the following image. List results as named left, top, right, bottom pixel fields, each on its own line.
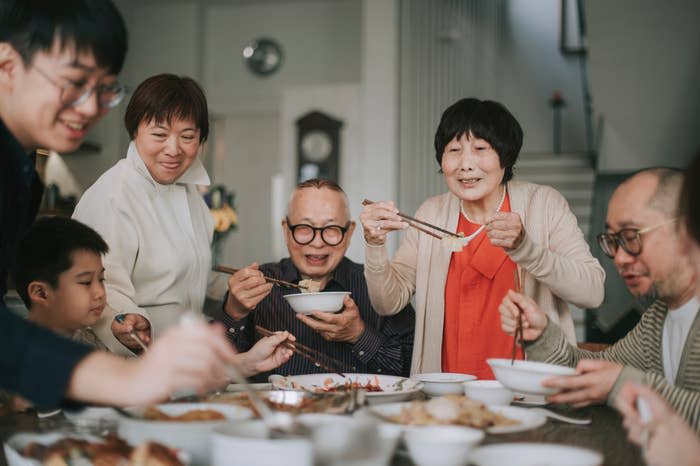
left=256, top=325, right=347, bottom=377
left=214, top=265, right=308, bottom=290
left=511, top=267, right=523, bottom=365
left=114, top=314, right=149, bottom=352
left=362, top=199, right=462, bottom=240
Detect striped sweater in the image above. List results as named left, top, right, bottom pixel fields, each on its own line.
left=527, top=300, right=700, bottom=431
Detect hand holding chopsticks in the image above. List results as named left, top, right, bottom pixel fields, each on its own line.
left=215, top=265, right=307, bottom=290
left=256, top=325, right=347, bottom=377
left=361, top=199, right=463, bottom=241
left=113, top=313, right=150, bottom=352
left=511, top=267, right=523, bottom=365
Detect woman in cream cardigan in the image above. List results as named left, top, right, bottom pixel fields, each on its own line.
left=360, top=98, right=604, bottom=378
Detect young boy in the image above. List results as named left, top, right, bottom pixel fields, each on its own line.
left=14, top=216, right=110, bottom=350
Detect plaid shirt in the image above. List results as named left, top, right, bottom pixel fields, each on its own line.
left=217, top=257, right=415, bottom=381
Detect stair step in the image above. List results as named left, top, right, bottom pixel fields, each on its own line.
left=516, top=158, right=592, bottom=170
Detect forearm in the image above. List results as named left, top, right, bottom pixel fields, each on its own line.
left=364, top=243, right=416, bottom=316
left=65, top=352, right=148, bottom=406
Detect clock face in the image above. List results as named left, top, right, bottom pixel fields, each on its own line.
left=301, top=130, right=333, bottom=163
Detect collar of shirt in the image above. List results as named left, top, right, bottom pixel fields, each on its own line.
left=278, top=257, right=351, bottom=292
left=126, top=140, right=210, bottom=188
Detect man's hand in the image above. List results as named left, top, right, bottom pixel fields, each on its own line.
left=485, top=211, right=524, bottom=250
left=111, top=313, right=151, bottom=351
left=296, top=295, right=366, bottom=343
left=544, top=359, right=623, bottom=408
left=224, top=262, right=273, bottom=319
left=498, top=289, right=548, bottom=341
left=237, top=331, right=295, bottom=377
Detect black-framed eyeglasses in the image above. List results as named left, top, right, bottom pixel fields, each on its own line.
left=285, top=217, right=350, bottom=246
left=596, top=218, right=678, bottom=258
left=32, top=65, right=126, bottom=109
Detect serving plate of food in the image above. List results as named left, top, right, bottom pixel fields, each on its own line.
left=4, top=432, right=186, bottom=466
left=209, top=389, right=364, bottom=415
left=269, top=373, right=423, bottom=404
left=117, top=402, right=252, bottom=464
left=361, top=395, right=547, bottom=434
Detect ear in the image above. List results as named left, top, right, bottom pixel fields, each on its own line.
left=27, top=281, right=50, bottom=305
left=345, top=221, right=356, bottom=247
left=0, top=43, right=22, bottom=90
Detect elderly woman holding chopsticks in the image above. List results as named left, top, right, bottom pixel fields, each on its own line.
left=360, top=98, right=604, bottom=379
left=73, top=74, right=295, bottom=377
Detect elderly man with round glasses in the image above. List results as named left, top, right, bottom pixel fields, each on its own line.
left=215, top=178, right=416, bottom=379
left=498, top=168, right=700, bottom=431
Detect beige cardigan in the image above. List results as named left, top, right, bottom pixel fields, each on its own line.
left=364, top=180, right=605, bottom=374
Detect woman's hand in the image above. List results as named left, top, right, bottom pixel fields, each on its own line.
left=237, top=331, right=295, bottom=377
left=485, top=212, right=524, bottom=250
left=359, top=201, right=408, bottom=246
left=111, top=313, right=151, bottom=352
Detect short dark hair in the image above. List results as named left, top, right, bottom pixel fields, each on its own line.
left=124, top=74, right=210, bottom=143
left=13, top=217, right=109, bottom=308
left=434, top=98, right=523, bottom=183
left=681, top=151, right=700, bottom=244
left=0, top=0, right=128, bottom=74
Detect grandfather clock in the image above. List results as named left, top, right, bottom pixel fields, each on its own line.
left=295, top=111, right=343, bottom=183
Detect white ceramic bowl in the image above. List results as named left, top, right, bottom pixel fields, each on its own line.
left=117, top=403, right=252, bottom=465
left=487, top=359, right=576, bottom=396
left=283, top=291, right=351, bottom=314
left=211, top=420, right=313, bottom=466
left=469, top=443, right=603, bottom=466
left=404, top=425, right=484, bottom=466
left=413, top=373, right=477, bottom=397
left=463, top=380, right=513, bottom=406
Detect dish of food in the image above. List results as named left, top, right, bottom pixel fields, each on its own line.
left=5, top=433, right=184, bottom=466
left=210, top=389, right=362, bottom=416
left=365, top=395, right=547, bottom=434
left=270, top=373, right=423, bottom=404
left=143, top=406, right=225, bottom=422
left=298, top=279, right=322, bottom=293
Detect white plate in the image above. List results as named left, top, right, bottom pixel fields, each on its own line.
left=225, top=382, right=273, bottom=392
left=269, top=373, right=423, bottom=404
left=512, top=393, right=548, bottom=406
left=363, top=402, right=546, bottom=434
left=470, top=443, right=603, bottom=466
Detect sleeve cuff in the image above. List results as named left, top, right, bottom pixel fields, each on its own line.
left=352, top=326, right=383, bottom=364
left=364, top=243, right=389, bottom=272
left=608, top=366, right=646, bottom=407
left=524, top=319, right=562, bottom=362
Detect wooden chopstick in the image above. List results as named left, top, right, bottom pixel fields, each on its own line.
left=511, top=266, right=523, bottom=365
left=214, top=265, right=308, bottom=290
left=256, top=325, right=347, bottom=377
left=114, top=314, right=149, bottom=352
left=362, top=199, right=462, bottom=238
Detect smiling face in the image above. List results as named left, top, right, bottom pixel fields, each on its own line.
left=133, top=117, right=201, bottom=185
left=606, top=174, right=692, bottom=304
left=0, top=38, right=116, bottom=153
left=42, top=250, right=106, bottom=334
left=441, top=132, right=506, bottom=206
left=283, top=187, right=355, bottom=284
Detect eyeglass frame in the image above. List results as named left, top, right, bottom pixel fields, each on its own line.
left=31, top=65, right=126, bottom=109
left=284, top=217, right=351, bottom=246
left=596, top=217, right=678, bottom=258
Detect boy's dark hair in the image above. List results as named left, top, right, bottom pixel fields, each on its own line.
left=434, top=98, right=523, bottom=183
left=0, top=0, right=128, bottom=74
left=13, top=217, right=108, bottom=308
left=125, top=74, right=209, bottom=143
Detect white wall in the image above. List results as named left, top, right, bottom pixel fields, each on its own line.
left=587, top=0, right=700, bottom=172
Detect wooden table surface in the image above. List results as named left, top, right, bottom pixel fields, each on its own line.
left=0, top=403, right=643, bottom=466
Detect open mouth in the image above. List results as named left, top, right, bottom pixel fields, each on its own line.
left=305, top=254, right=329, bottom=266
left=60, top=119, right=88, bottom=137
left=458, top=177, right=481, bottom=186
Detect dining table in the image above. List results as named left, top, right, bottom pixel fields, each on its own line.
left=0, top=401, right=644, bottom=466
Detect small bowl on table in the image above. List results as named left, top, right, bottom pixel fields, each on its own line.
left=463, top=380, right=513, bottom=406
left=487, top=359, right=576, bottom=396
left=283, top=291, right=351, bottom=314
left=413, top=372, right=477, bottom=397
left=404, top=425, right=484, bottom=466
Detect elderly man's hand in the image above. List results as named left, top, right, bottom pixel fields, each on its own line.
left=296, top=295, right=366, bottom=343
left=224, top=262, right=273, bottom=319
left=543, top=359, right=623, bottom=408
left=111, top=313, right=151, bottom=352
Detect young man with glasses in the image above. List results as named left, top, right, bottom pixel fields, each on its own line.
left=498, top=168, right=700, bottom=430
left=0, top=0, right=246, bottom=410
left=217, top=178, right=416, bottom=379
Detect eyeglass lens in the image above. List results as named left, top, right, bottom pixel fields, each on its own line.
left=291, top=225, right=345, bottom=246
left=597, top=229, right=642, bottom=258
